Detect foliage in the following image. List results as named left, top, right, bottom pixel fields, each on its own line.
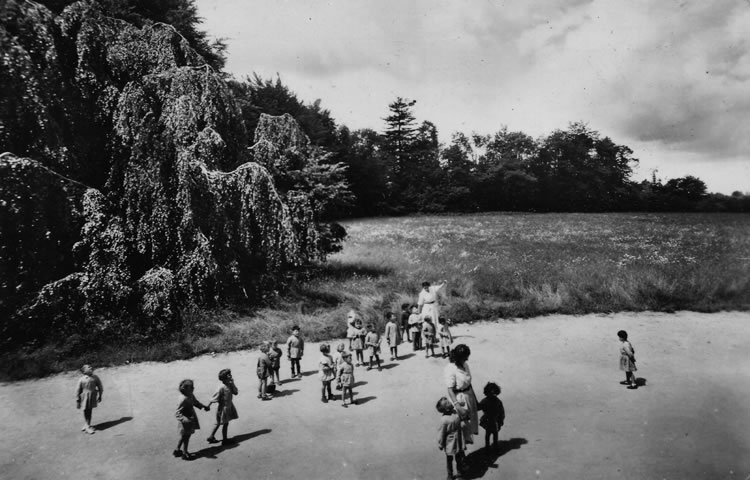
left=0, top=0, right=346, bottom=348
left=36, top=0, right=226, bottom=69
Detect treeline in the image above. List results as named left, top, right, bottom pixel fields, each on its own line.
left=232, top=89, right=750, bottom=216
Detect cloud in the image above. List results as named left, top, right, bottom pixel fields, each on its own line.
left=195, top=0, right=749, bottom=192
left=514, top=0, right=750, bottom=157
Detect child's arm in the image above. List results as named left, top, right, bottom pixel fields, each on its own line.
left=207, top=387, right=221, bottom=406
left=498, top=400, right=505, bottom=427
left=193, top=394, right=208, bottom=411
left=95, top=375, right=103, bottom=402
left=76, top=378, right=83, bottom=408
left=228, top=379, right=238, bottom=396
left=437, top=420, right=447, bottom=450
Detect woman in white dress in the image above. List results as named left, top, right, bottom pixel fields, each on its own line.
left=444, top=344, right=478, bottom=443
left=418, top=280, right=447, bottom=323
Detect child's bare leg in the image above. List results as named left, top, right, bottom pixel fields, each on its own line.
left=394, top=346, right=398, bottom=359
left=368, top=356, right=374, bottom=369
left=321, top=382, right=328, bottom=402
left=485, top=430, right=491, bottom=449
left=446, top=455, right=454, bottom=478
left=493, top=431, right=498, bottom=447
left=208, top=423, right=220, bottom=441
left=182, top=434, right=191, bottom=454
left=221, top=424, right=229, bottom=441
left=326, top=381, right=334, bottom=400
left=83, top=409, right=92, bottom=426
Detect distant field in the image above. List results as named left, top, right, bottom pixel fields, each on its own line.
left=310, top=212, right=750, bottom=323
left=4, top=212, right=749, bottom=380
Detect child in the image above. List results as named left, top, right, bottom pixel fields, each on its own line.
left=436, top=397, right=466, bottom=480
left=422, top=316, right=436, bottom=358
left=478, top=382, right=505, bottom=450
left=351, top=319, right=366, bottom=366
left=286, top=325, right=304, bottom=378
left=268, top=340, right=282, bottom=388
left=257, top=342, right=273, bottom=400
left=346, top=310, right=358, bottom=351
left=438, top=317, right=453, bottom=358
left=337, top=351, right=356, bottom=407
left=175, top=379, right=209, bottom=459
left=400, top=302, right=412, bottom=342
left=207, top=369, right=239, bottom=445
left=364, top=324, right=382, bottom=371
left=384, top=311, right=401, bottom=360
left=318, top=344, right=336, bottom=403
left=334, top=342, right=347, bottom=373
left=76, top=364, right=103, bottom=434
left=618, top=330, right=638, bottom=389
left=408, top=304, right=422, bottom=351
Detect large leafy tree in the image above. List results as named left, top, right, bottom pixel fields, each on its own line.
left=531, top=122, right=638, bottom=211
left=0, top=0, right=336, bottom=347
left=36, top=0, right=226, bottom=69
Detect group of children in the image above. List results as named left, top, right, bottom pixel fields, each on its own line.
left=401, top=303, right=455, bottom=359
left=74, top=325, right=638, bottom=473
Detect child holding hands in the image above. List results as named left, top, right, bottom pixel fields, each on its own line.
left=175, top=379, right=209, bottom=459
left=207, top=369, right=238, bottom=445
left=76, top=364, right=103, bottom=434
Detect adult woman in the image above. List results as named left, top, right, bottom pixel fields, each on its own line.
left=444, top=344, right=478, bottom=440
left=418, top=280, right=447, bottom=323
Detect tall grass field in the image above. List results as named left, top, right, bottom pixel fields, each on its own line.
left=4, top=212, right=749, bottom=380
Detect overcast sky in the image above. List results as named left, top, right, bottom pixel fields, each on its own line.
left=195, top=0, right=749, bottom=194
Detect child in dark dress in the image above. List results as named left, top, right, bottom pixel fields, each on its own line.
left=175, top=379, right=209, bottom=459
left=477, top=382, right=505, bottom=450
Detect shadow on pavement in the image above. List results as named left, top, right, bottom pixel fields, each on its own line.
left=93, top=416, right=133, bottom=431
left=355, top=395, right=376, bottom=405
left=273, top=389, right=299, bottom=398
left=191, top=429, right=272, bottom=460
left=462, top=438, right=528, bottom=479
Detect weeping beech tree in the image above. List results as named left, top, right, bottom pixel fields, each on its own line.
left=0, top=0, right=347, bottom=345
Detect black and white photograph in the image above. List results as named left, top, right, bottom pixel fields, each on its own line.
left=1, top=0, right=749, bottom=478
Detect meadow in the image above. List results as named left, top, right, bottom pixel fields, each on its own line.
left=3, top=212, right=749, bottom=380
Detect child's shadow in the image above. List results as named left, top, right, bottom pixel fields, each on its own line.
left=352, top=381, right=368, bottom=388
left=273, top=389, right=299, bottom=398
left=398, top=353, right=416, bottom=360
left=300, top=370, right=317, bottom=378
left=93, top=416, right=133, bottom=431
left=462, top=438, right=528, bottom=479
left=192, top=429, right=272, bottom=460
left=355, top=395, right=376, bottom=405
left=635, top=377, right=647, bottom=387
left=380, top=363, right=398, bottom=370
